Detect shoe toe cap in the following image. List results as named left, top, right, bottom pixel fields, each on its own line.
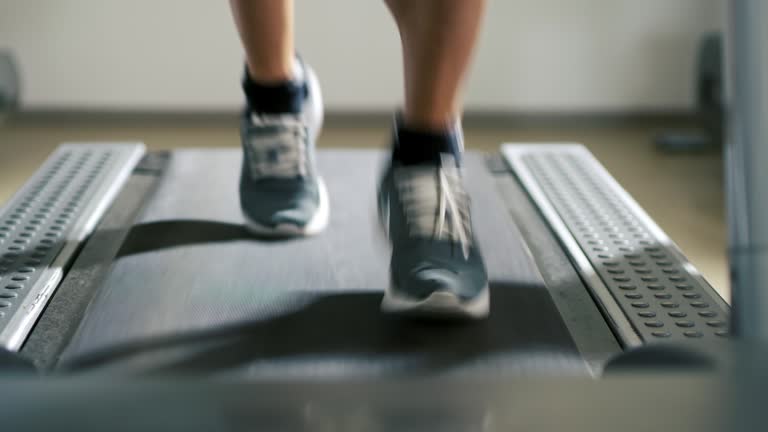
left=270, top=208, right=310, bottom=228
left=405, top=268, right=462, bottom=299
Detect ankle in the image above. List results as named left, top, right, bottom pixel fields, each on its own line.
left=242, top=66, right=306, bottom=115
left=245, top=58, right=295, bottom=83
left=400, top=108, right=460, bottom=133
left=391, top=113, right=463, bottom=166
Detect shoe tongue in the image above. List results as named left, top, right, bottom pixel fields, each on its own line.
left=250, top=113, right=303, bottom=127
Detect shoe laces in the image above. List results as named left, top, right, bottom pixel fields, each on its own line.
left=245, top=114, right=310, bottom=179
left=395, top=155, right=472, bottom=258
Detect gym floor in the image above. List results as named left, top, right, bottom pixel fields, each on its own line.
left=0, top=115, right=728, bottom=301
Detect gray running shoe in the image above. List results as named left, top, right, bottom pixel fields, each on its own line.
left=239, top=60, right=328, bottom=237
left=378, top=152, right=489, bottom=319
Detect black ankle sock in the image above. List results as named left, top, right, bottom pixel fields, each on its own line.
left=242, top=68, right=306, bottom=115
left=391, top=118, right=463, bottom=166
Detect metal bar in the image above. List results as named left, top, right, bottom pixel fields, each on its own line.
left=502, top=144, right=641, bottom=347
left=20, top=153, right=169, bottom=370
left=725, top=0, right=768, bottom=340
left=0, top=143, right=145, bottom=350
left=490, top=166, right=621, bottom=374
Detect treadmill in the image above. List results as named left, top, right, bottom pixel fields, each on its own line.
left=0, top=1, right=764, bottom=430
left=0, top=140, right=732, bottom=372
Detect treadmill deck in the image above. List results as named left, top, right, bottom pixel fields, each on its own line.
left=58, top=149, right=588, bottom=376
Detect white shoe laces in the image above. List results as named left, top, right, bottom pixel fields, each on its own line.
left=246, top=114, right=310, bottom=179
left=395, top=155, right=472, bottom=258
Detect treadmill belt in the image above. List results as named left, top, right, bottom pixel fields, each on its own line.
left=60, top=150, right=588, bottom=377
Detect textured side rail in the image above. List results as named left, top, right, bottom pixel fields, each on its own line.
left=503, top=143, right=729, bottom=346
left=0, top=143, right=145, bottom=350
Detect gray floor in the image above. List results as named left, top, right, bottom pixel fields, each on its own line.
left=0, top=116, right=727, bottom=301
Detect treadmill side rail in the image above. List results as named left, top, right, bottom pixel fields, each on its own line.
left=502, top=143, right=730, bottom=346
left=0, top=142, right=145, bottom=351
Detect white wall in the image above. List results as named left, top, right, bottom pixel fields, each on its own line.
left=0, top=0, right=723, bottom=112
